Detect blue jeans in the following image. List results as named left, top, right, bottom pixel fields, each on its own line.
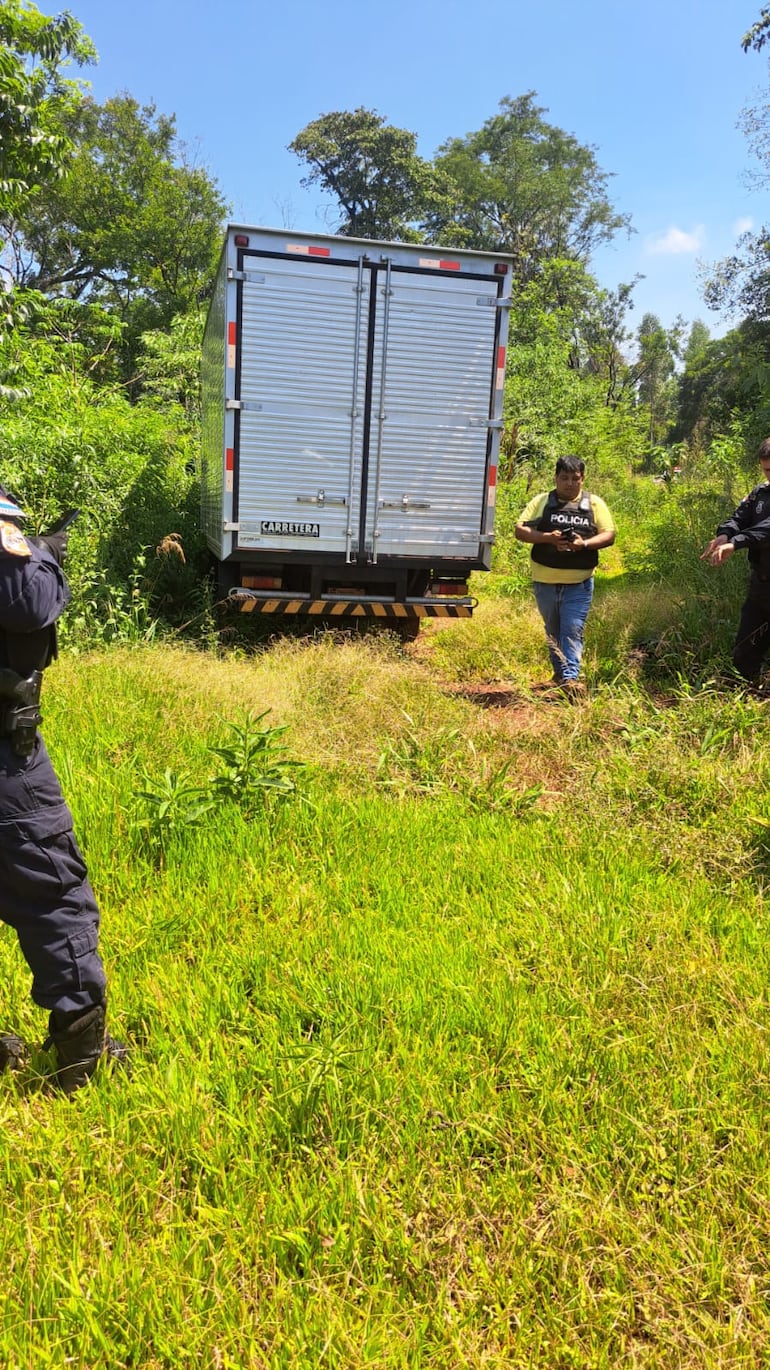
left=532, top=578, right=594, bottom=681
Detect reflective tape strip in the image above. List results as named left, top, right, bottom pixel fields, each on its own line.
left=286, top=244, right=332, bottom=257
left=236, top=598, right=474, bottom=619
left=487, top=463, right=497, bottom=507
left=496, top=345, right=506, bottom=390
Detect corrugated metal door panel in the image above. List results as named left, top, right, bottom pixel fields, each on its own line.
left=237, top=257, right=365, bottom=553
left=366, top=271, right=499, bottom=558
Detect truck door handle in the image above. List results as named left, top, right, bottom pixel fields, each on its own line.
left=296, top=491, right=347, bottom=507
left=380, top=496, right=431, bottom=510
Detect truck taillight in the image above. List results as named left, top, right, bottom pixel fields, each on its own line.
left=429, top=580, right=469, bottom=597
left=234, top=234, right=249, bottom=247
left=241, top=575, right=283, bottom=590
left=494, top=263, right=508, bottom=275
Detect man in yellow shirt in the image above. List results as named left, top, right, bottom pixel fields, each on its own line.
left=515, top=456, right=615, bottom=695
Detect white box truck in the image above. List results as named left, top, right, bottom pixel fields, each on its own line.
left=201, top=225, right=512, bottom=634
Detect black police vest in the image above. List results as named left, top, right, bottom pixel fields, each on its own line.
left=531, top=491, right=599, bottom=571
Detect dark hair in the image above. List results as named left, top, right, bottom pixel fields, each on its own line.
left=555, top=455, right=585, bottom=476
left=757, top=438, right=770, bottom=461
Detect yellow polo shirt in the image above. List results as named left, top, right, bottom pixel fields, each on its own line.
left=519, top=490, right=615, bottom=584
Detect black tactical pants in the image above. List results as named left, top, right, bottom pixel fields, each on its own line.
left=0, top=735, right=106, bottom=1014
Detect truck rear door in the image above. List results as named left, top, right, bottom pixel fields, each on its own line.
left=364, top=262, right=500, bottom=561
left=236, top=251, right=366, bottom=556
left=233, top=243, right=503, bottom=564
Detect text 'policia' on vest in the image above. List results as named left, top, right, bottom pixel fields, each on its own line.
left=530, top=491, right=599, bottom=571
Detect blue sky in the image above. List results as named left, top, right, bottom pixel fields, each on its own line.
left=66, top=0, right=767, bottom=341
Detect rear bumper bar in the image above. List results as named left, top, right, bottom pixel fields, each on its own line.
left=226, top=590, right=475, bottom=619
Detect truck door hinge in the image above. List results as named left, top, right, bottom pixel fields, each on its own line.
left=227, top=268, right=266, bottom=284
left=223, top=521, right=240, bottom=532
left=476, top=295, right=511, bottom=312
left=226, top=399, right=263, bottom=413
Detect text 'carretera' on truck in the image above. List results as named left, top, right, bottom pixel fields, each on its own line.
left=201, top=225, right=513, bottom=638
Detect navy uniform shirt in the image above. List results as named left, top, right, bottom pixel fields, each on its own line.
left=0, top=521, right=70, bottom=636
left=717, top=483, right=770, bottom=565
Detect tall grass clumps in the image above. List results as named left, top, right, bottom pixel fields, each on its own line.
left=2, top=631, right=770, bottom=1366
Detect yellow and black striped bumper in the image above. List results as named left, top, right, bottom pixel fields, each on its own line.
left=227, top=592, right=474, bottom=619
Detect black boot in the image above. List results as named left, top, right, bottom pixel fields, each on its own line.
left=47, top=1003, right=129, bottom=1095
left=0, top=1034, right=28, bottom=1073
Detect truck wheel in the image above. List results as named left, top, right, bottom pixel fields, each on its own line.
left=396, top=620, right=421, bottom=642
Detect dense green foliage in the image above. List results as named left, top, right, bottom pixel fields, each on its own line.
left=0, top=328, right=207, bottom=639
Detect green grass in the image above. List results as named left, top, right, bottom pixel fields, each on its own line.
left=3, top=615, right=770, bottom=1366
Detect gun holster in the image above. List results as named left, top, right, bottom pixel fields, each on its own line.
left=0, top=669, right=43, bottom=756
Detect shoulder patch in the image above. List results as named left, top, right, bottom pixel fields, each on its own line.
left=0, top=521, right=31, bottom=558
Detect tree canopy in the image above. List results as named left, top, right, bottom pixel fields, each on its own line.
left=4, top=89, right=228, bottom=383
left=703, top=16, right=770, bottom=324
left=289, top=108, right=450, bottom=240
left=426, top=95, right=631, bottom=278
left=10, top=95, right=228, bottom=322
left=0, top=0, right=95, bottom=334
left=742, top=4, right=770, bottom=52
left=0, top=0, right=94, bottom=218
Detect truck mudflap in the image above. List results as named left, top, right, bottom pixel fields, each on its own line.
left=226, top=590, right=476, bottom=620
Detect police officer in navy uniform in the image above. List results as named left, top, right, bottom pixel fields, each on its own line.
left=702, top=437, right=770, bottom=682
left=0, top=485, right=125, bottom=1092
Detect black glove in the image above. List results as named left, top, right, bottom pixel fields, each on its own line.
left=32, top=532, right=69, bottom=566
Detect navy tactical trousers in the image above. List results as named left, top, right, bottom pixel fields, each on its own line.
left=0, top=735, right=106, bottom=1014
left=732, top=575, right=770, bottom=681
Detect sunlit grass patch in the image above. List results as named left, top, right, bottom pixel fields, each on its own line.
left=4, top=627, right=770, bottom=1365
